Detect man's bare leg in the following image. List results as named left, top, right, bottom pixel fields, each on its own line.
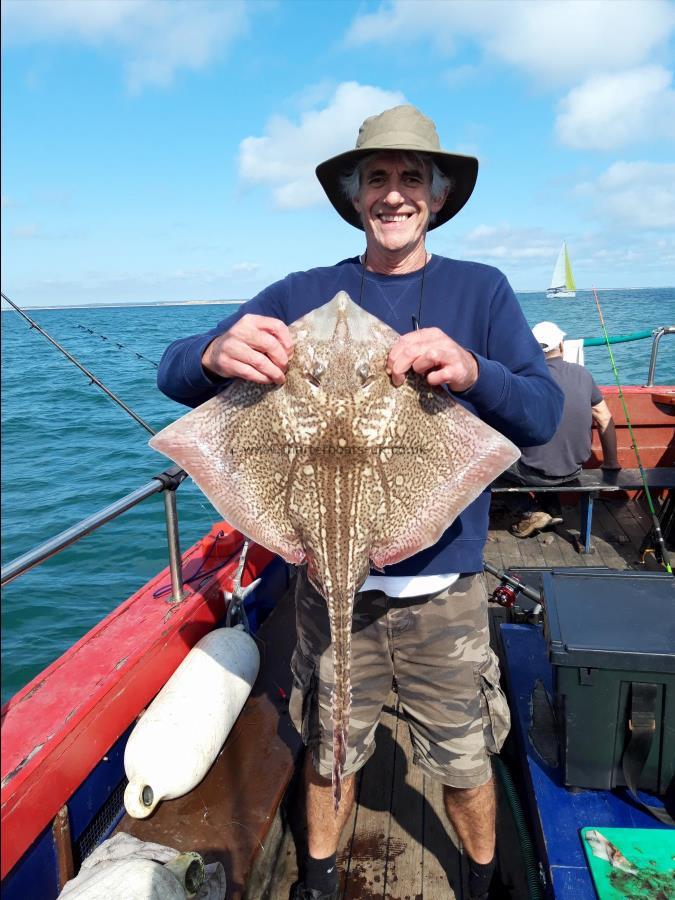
left=443, top=777, right=496, bottom=863
left=304, top=752, right=356, bottom=857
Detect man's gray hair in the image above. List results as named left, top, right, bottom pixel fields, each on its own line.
left=340, top=151, right=452, bottom=220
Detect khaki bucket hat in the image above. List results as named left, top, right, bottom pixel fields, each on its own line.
left=315, top=104, right=478, bottom=231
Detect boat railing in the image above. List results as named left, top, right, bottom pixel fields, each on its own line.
left=1, top=464, right=188, bottom=602
left=646, top=326, right=675, bottom=386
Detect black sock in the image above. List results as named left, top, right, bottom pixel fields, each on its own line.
left=468, top=855, right=496, bottom=898
left=305, top=852, right=338, bottom=894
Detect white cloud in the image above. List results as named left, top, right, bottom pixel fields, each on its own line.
left=459, top=224, right=560, bottom=262
left=576, top=161, right=675, bottom=229
left=556, top=66, right=675, bottom=150
left=2, top=0, right=136, bottom=39
left=346, top=1, right=675, bottom=85
left=170, top=267, right=216, bottom=281
left=576, top=233, right=675, bottom=275
left=452, top=224, right=675, bottom=289
left=1, top=0, right=249, bottom=92
left=288, top=80, right=339, bottom=112
left=231, top=261, right=261, bottom=276
left=9, top=224, right=41, bottom=239
left=6, top=222, right=87, bottom=241
left=443, top=65, right=479, bottom=89
left=238, top=82, right=405, bottom=210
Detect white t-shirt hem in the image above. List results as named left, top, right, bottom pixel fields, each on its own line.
left=359, top=573, right=460, bottom=598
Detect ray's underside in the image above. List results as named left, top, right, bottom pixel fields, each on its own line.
left=150, top=292, right=519, bottom=807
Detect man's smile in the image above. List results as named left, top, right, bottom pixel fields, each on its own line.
left=377, top=213, right=412, bottom=223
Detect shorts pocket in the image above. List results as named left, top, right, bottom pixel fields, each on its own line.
left=289, top=647, right=317, bottom=744
left=476, top=648, right=511, bottom=754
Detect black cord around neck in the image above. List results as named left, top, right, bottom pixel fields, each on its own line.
left=358, top=251, right=428, bottom=331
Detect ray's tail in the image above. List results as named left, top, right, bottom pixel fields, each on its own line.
left=331, top=721, right=348, bottom=810
left=329, top=599, right=353, bottom=812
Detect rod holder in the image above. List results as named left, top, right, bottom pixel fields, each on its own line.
left=162, top=488, right=184, bottom=604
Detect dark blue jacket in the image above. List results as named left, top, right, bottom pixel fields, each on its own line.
left=157, top=256, right=563, bottom=574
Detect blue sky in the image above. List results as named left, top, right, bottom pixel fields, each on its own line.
left=2, top=0, right=674, bottom=307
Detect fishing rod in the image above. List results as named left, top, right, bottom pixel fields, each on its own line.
left=3, top=292, right=226, bottom=526
left=75, top=324, right=159, bottom=369
left=591, top=287, right=672, bottom=575
left=2, top=291, right=157, bottom=437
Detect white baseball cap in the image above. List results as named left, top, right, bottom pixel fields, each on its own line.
left=532, top=321, right=566, bottom=352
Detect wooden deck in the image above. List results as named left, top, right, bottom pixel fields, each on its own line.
left=263, top=494, right=661, bottom=900
left=484, top=492, right=656, bottom=578
left=268, top=695, right=467, bottom=899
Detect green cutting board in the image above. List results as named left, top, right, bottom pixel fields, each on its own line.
left=580, top=827, right=675, bottom=899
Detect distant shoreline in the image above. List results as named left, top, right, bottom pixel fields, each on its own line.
left=1, top=300, right=244, bottom=311
left=2, top=286, right=673, bottom=312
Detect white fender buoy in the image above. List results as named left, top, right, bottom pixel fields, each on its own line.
left=124, top=626, right=259, bottom=818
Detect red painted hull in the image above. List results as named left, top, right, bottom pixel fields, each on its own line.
left=592, top=386, right=675, bottom=469
left=0, top=524, right=274, bottom=879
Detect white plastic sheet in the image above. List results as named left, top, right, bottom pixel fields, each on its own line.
left=58, top=832, right=226, bottom=899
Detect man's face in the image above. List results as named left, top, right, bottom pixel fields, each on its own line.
left=352, top=153, right=447, bottom=256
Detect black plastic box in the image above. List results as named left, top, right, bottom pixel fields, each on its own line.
left=542, top=570, right=675, bottom=793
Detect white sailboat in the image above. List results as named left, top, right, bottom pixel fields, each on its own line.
left=546, top=241, right=576, bottom=298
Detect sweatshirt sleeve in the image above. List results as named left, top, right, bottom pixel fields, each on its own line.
left=458, top=276, right=564, bottom=447
left=156, top=279, right=289, bottom=407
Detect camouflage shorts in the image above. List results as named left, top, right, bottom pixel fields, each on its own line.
left=288, top=571, right=511, bottom=789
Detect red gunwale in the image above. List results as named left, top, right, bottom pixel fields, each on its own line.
left=589, top=386, right=675, bottom=469
left=0, top=522, right=274, bottom=879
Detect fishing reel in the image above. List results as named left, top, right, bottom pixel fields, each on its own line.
left=487, top=565, right=543, bottom=624
left=491, top=583, right=519, bottom=608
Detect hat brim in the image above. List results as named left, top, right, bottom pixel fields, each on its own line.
left=315, top=147, right=478, bottom=231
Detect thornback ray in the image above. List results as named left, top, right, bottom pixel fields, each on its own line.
left=149, top=291, right=520, bottom=809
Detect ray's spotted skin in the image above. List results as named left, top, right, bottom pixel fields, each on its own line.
left=149, top=292, right=519, bottom=809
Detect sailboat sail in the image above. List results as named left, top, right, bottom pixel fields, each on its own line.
left=547, top=241, right=576, bottom=297
left=564, top=248, right=576, bottom=292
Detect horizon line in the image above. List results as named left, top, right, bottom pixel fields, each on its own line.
left=2, top=285, right=674, bottom=312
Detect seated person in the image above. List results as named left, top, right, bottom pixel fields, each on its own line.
left=506, top=320, right=620, bottom=537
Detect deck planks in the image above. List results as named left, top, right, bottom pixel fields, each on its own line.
left=535, top=529, right=567, bottom=568
left=484, top=502, right=525, bottom=577
left=340, top=702, right=397, bottom=898
left=606, top=496, right=651, bottom=552
left=509, top=531, right=547, bottom=568
left=594, top=505, right=638, bottom=566
left=339, top=698, right=463, bottom=900
left=382, top=700, right=426, bottom=899
left=550, top=515, right=590, bottom=566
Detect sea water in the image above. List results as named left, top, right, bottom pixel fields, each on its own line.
left=2, top=288, right=674, bottom=702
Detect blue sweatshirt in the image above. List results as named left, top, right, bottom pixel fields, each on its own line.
left=157, top=255, right=563, bottom=574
